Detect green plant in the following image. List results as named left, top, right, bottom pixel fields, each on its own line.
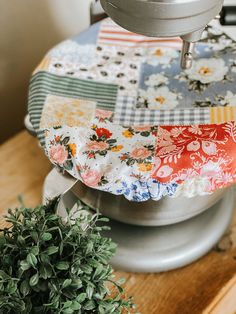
left=0, top=200, right=134, bottom=313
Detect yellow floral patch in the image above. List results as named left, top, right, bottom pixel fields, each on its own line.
left=111, top=145, right=124, bottom=152
left=40, top=95, right=96, bottom=129
left=122, top=130, right=133, bottom=138
left=138, top=163, right=154, bottom=172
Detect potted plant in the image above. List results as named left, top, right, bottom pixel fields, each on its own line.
left=0, top=200, right=134, bottom=313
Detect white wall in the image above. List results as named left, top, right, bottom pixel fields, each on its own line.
left=0, top=0, right=92, bottom=142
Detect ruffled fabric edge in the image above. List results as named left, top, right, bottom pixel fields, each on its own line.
left=43, top=125, right=230, bottom=202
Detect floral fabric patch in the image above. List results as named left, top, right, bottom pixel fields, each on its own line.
left=137, top=41, right=236, bottom=112
left=40, top=95, right=96, bottom=128
left=153, top=123, right=236, bottom=195
left=44, top=123, right=179, bottom=202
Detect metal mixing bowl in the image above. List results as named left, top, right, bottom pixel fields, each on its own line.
left=71, top=181, right=226, bottom=226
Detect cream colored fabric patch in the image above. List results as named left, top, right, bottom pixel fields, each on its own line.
left=40, top=95, right=96, bottom=128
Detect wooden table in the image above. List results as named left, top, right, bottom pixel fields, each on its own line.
left=1, top=131, right=236, bottom=314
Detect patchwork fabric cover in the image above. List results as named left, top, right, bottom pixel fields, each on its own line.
left=28, top=18, right=236, bottom=202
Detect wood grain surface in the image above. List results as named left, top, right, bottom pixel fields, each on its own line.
left=0, top=131, right=236, bottom=314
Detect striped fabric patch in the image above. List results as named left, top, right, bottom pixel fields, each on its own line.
left=210, top=106, right=236, bottom=124
left=114, top=96, right=211, bottom=126
left=98, top=18, right=183, bottom=49
left=28, top=71, right=118, bottom=145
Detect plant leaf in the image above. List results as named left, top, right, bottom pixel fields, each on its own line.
left=76, top=293, right=86, bottom=303
left=20, top=280, right=30, bottom=297
left=86, top=285, right=94, bottom=299
left=27, top=253, right=37, bottom=268
left=42, top=232, right=52, bottom=241
left=29, top=273, right=39, bottom=287
left=20, top=260, right=31, bottom=271
left=46, top=246, right=58, bottom=255
left=83, top=300, right=96, bottom=311
left=39, top=264, right=52, bottom=280
left=17, top=235, right=25, bottom=246
left=71, top=301, right=81, bottom=310
left=62, top=309, right=74, bottom=314
left=62, top=279, right=72, bottom=289
left=56, top=261, right=70, bottom=270
left=6, top=280, right=18, bottom=294
left=47, top=214, right=58, bottom=221
left=30, top=246, right=39, bottom=256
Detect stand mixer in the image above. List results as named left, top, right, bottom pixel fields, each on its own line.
left=100, top=0, right=224, bottom=69
left=27, top=1, right=236, bottom=272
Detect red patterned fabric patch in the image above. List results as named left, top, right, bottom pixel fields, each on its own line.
left=152, top=122, right=236, bottom=192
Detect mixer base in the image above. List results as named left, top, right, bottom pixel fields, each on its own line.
left=104, top=189, right=234, bottom=272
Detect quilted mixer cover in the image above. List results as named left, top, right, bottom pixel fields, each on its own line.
left=28, top=18, right=236, bottom=202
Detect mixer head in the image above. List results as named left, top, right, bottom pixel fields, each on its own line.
left=100, top=0, right=224, bottom=69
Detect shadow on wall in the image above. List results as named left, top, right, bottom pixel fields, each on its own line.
left=0, top=0, right=91, bottom=143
